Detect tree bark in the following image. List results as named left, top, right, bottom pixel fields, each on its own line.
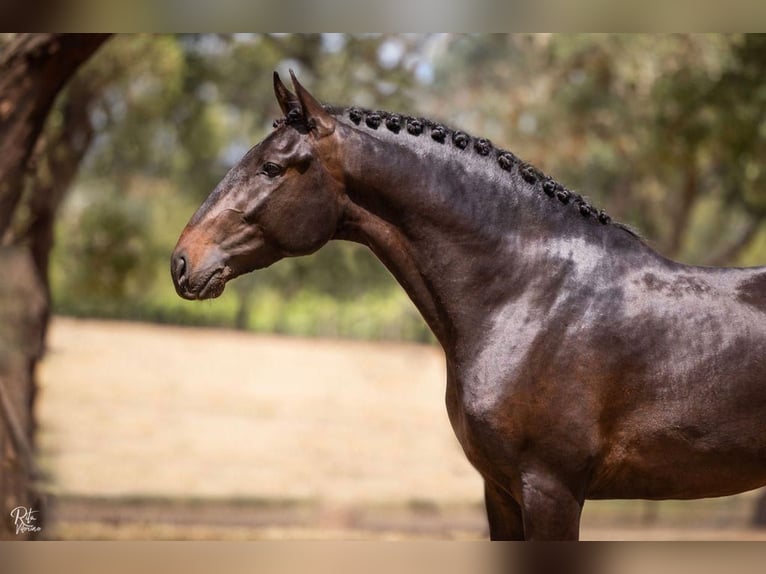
left=0, top=33, right=109, bottom=540
left=0, top=247, right=47, bottom=539
left=14, top=74, right=99, bottom=290
left=0, top=34, right=108, bottom=237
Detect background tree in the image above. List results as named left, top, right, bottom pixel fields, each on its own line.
left=0, top=33, right=109, bottom=539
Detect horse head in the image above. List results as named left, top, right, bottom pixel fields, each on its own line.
left=171, top=72, right=344, bottom=300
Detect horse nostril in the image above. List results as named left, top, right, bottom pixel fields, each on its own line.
left=173, top=252, right=188, bottom=288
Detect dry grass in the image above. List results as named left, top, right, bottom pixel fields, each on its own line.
left=35, top=317, right=766, bottom=540
left=37, top=317, right=480, bottom=504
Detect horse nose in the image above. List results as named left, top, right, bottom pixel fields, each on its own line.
left=172, top=250, right=189, bottom=293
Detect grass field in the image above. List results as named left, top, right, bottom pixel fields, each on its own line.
left=35, top=317, right=766, bottom=540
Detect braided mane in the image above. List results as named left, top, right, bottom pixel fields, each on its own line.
left=275, top=105, right=639, bottom=236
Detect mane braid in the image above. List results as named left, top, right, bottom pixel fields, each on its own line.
left=274, top=105, right=639, bottom=237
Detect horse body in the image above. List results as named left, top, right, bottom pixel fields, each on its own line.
left=171, top=72, right=766, bottom=539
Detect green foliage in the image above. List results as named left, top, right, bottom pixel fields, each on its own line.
left=53, top=186, right=155, bottom=308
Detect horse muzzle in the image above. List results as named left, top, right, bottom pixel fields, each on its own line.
left=171, top=246, right=230, bottom=300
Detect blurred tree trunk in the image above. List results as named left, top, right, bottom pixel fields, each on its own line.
left=704, top=218, right=762, bottom=267
left=754, top=489, right=766, bottom=528
left=0, top=33, right=109, bottom=540
left=665, top=161, right=699, bottom=260
left=0, top=34, right=108, bottom=235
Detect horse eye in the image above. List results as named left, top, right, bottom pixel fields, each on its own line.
left=262, top=162, right=283, bottom=177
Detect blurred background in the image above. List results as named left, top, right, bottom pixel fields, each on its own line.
left=2, top=33, right=766, bottom=540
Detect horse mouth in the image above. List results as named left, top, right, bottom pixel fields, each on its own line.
left=195, top=267, right=230, bottom=300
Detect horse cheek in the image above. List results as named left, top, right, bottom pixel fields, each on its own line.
left=296, top=191, right=340, bottom=253
left=267, top=187, right=339, bottom=255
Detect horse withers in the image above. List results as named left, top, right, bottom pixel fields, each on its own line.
left=171, top=72, right=766, bottom=540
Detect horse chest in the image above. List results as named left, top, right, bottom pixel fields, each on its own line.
left=444, top=334, right=602, bottom=488
left=444, top=364, right=543, bottom=482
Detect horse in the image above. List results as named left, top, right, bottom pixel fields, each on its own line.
left=171, top=71, right=766, bottom=540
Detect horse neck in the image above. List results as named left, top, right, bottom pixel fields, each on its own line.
left=333, top=125, right=616, bottom=352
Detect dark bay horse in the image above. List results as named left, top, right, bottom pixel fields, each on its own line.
left=171, top=72, right=766, bottom=540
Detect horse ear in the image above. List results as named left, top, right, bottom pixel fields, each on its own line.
left=273, top=71, right=300, bottom=116
left=289, top=70, right=335, bottom=138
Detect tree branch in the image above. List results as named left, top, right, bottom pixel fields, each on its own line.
left=667, top=160, right=699, bottom=259
left=0, top=33, right=110, bottom=236
left=704, top=218, right=763, bottom=266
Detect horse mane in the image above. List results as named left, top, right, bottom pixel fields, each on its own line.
left=274, top=105, right=640, bottom=239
